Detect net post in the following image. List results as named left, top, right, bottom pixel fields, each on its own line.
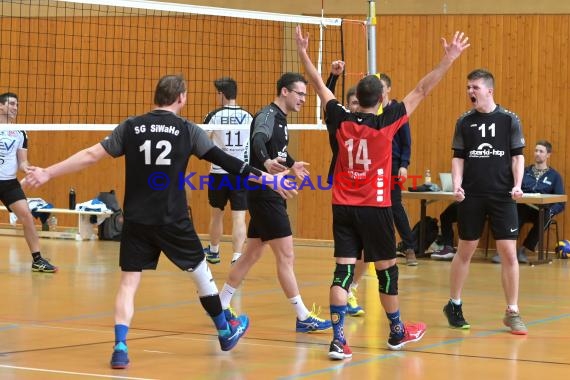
left=316, top=21, right=325, bottom=125
left=366, top=0, right=377, bottom=75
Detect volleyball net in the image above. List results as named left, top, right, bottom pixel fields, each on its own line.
left=0, top=0, right=367, bottom=131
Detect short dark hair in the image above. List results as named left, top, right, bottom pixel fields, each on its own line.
left=154, top=74, right=186, bottom=106
left=536, top=139, right=553, bottom=153
left=467, top=69, right=495, bottom=89
left=356, top=75, right=383, bottom=108
left=214, top=77, right=238, bottom=100
left=378, top=73, right=392, bottom=88
left=277, top=72, right=307, bottom=96
left=0, top=92, right=18, bottom=104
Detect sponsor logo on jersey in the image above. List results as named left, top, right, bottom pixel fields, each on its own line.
left=277, top=149, right=288, bottom=160
left=0, top=137, right=17, bottom=153
left=468, top=143, right=505, bottom=158
left=216, top=114, right=250, bottom=124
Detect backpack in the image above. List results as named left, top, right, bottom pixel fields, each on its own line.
left=97, top=190, right=121, bottom=212
left=410, top=216, right=439, bottom=256
left=97, top=190, right=123, bottom=241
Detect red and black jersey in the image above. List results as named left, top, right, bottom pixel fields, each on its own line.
left=325, top=99, right=409, bottom=207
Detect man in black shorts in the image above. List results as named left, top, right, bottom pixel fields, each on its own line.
left=203, top=77, right=253, bottom=265
left=0, top=92, right=57, bottom=273
left=24, top=74, right=297, bottom=369
left=325, top=62, right=367, bottom=316
left=444, top=69, right=528, bottom=335
left=296, top=26, right=470, bottom=358
left=218, top=72, right=332, bottom=333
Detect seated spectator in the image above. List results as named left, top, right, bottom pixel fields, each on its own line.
left=492, top=140, right=565, bottom=263
left=431, top=202, right=458, bottom=260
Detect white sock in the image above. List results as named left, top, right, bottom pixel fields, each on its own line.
left=289, top=295, right=310, bottom=320
left=210, top=244, right=220, bottom=253
left=450, top=298, right=462, bottom=305
left=349, top=283, right=358, bottom=297
left=219, top=283, right=236, bottom=309
left=507, top=304, right=519, bottom=313
left=232, top=252, right=242, bottom=262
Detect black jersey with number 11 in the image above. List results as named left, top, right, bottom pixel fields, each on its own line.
left=451, top=105, right=525, bottom=196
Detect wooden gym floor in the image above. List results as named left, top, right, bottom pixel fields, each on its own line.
left=0, top=236, right=569, bottom=379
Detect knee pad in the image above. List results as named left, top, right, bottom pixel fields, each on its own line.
left=376, top=264, right=399, bottom=295
left=331, top=263, right=355, bottom=292
left=188, top=260, right=219, bottom=297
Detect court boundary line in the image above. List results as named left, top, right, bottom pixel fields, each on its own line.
left=0, top=364, right=156, bottom=379
left=277, top=312, right=570, bottom=379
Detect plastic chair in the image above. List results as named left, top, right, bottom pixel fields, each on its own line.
left=545, top=217, right=560, bottom=255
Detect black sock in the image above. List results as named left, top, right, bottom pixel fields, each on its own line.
left=199, top=294, right=223, bottom=317
left=32, top=252, right=41, bottom=261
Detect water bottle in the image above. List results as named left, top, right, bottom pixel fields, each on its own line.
left=69, top=188, right=76, bottom=210
left=424, top=169, right=432, bottom=185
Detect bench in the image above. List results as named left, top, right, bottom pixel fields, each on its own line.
left=0, top=206, right=113, bottom=240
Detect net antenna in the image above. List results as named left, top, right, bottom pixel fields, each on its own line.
left=0, top=0, right=343, bottom=131
left=315, top=3, right=326, bottom=127
left=366, top=0, right=377, bottom=75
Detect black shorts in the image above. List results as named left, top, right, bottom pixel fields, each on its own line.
left=207, top=173, right=247, bottom=211
left=119, top=218, right=204, bottom=271
left=247, top=197, right=292, bottom=241
left=457, top=196, right=518, bottom=240
left=332, top=205, right=396, bottom=262
left=0, top=179, right=26, bottom=208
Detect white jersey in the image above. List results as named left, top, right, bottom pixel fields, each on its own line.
left=204, top=105, right=252, bottom=174
left=0, top=130, right=27, bottom=180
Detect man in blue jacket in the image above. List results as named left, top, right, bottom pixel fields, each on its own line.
left=378, top=73, right=416, bottom=266
left=492, top=140, right=565, bottom=263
